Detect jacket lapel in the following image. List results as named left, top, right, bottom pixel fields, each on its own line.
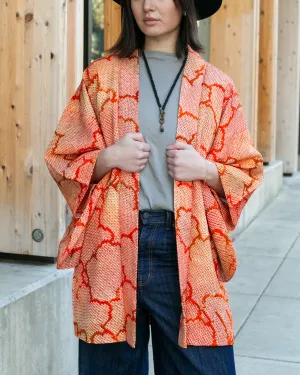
left=173, top=47, right=206, bottom=333
left=118, top=49, right=140, bottom=137
left=176, top=46, right=206, bottom=148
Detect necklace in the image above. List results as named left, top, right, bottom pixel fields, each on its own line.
left=141, top=49, right=188, bottom=132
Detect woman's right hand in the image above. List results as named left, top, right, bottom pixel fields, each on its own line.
left=109, top=132, right=151, bottom=173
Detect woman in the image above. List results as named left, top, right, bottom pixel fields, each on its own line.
left=44, top=0, right=264, bottom=374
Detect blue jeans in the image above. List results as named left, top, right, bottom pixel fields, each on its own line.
left=79, top=209, right=237, bottom=375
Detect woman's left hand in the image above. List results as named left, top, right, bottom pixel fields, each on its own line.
left=166, top=141, right=207, bottom=182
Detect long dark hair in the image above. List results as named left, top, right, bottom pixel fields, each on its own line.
left=106, top=0, right=204, bottom=58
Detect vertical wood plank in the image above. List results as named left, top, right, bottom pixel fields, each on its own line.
left=67, top=0, right=84, bottom=97
left=257, top=0, right=279, bottom=163
left=0, top=0, right=31, bottom=254
left=0, top=0, right=69, bottom=256
left=29, top=0, right=68, bottom=256
left=210, top=0, right=260, bottom=145
left=104, top=0, right=121, bottom=52
left=15, top=0, right=29, bottom=253
left=276, top=0, right=300, bottom=174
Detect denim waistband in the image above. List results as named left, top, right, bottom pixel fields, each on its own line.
left=139, top=209, right=175, bottom=229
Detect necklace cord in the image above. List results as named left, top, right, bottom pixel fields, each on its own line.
left=141, top=49, right=188, bottom=112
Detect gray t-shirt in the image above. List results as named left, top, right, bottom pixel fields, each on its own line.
left=138, top=50, right=186, bottom=212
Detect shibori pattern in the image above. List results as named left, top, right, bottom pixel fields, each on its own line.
left=44, top=45, right=264, bottom=348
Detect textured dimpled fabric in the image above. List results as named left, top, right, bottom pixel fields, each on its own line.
left=44, top=46, right=264, bottom=349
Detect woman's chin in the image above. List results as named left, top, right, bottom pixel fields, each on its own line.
left=142, top=29, right=167, bottom=38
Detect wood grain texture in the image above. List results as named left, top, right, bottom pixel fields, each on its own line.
left=257, top=0, right=279, bottom=163
left=0, top=0, right=69, bottom=256
left=0, top=0, right=30, bottom=254
left=210, top=0, right=260, bottom=146
left=276, top=0, right=300, bottom=174
left=67, top=0, right=84, bottom=98
left=104, top=0, right=121, bottom=52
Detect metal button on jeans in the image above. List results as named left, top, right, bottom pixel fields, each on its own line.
left=143, top=212, right=150, bottom=218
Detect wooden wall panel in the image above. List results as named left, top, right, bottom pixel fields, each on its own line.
left=257, top=0, right=279, bottom=163
left=67, top=0, right=84, bottom=98
left=104, top=0, right=121, bottom=52
left=210, top=0, right=260, bottom=145
left=0, top=0, right=29, bottom=253
left=276, top=0, right=300, bottom=174
left=0, top=0, right=69, bottom=256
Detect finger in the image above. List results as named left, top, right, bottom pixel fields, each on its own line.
left=169, top=141, right=190, bottom=150
left=168, top=169, right=175, bottom=178
left=137, top=151, right=150, bottom=159
left=166, top=149, right=175, bottom=157
left=142, top=143, right=151, bottom=152
left=140, top=142, right=151, bottom=152
left=167, top=141, right=181, bottom=148
left=131, top=132, right=145, bottom=142
left=166, top=143, right=178, bottom=150
left=138, top=142, right=151, bottom=152
left=139, top=156, right=149, bottom=164
left=167, top=156, right=175, bottom=165
left=168, top=164, right=175, bottom=173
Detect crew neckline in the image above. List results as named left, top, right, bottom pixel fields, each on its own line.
left=140, top=49, right=185, bottom=61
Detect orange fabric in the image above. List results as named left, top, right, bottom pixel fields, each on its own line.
left=44, top=46, right=264, bottom=348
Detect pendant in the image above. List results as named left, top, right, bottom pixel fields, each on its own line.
left=159, top=108, right=165, bottom=132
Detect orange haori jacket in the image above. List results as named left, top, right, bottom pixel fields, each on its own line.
left=44, top=45, right=264, bottom=348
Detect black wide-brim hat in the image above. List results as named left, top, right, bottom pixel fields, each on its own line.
left=113, top=0, right=223, bottom=21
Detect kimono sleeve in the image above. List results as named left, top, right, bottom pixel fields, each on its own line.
left=206, top=81, right=264, bottom=231
left=44, top=67, right=106, bottom=217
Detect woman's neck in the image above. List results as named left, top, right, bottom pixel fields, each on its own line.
left=144, top=41, right=175, bottom=53
left=143, top=29, right=179, bottom=53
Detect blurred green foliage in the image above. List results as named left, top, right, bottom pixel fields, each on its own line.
left=92, top=0, right=104, bottom=61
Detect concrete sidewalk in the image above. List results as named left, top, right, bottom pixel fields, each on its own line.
left=229, top=172, right=300, bottom=374
left=149, top=172, right=300, bottom=374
